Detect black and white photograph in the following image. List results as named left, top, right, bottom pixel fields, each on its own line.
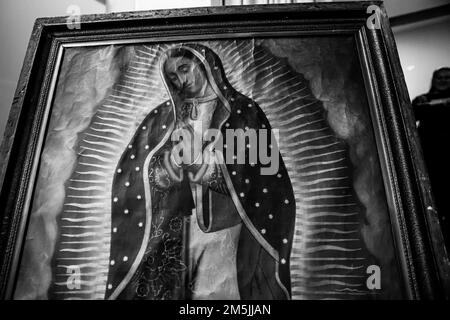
left=0, top=0, right=449, bottom=306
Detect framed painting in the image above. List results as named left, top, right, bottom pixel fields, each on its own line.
left=0, top=2, right=448, bottom=300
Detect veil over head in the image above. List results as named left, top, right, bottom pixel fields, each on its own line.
left=159, top=43, right=233, bottom=116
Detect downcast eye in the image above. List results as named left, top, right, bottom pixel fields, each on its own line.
left=178, top=64, right=190, bottom=73
left=169, top=76, right=177, bottom=83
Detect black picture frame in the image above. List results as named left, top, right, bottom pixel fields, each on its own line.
left=0, top=1, right=448, bottom=300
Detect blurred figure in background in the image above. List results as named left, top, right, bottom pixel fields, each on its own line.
left=413, top=67, right=450, bottom=251
left=413, top=67, right=450, bottom=107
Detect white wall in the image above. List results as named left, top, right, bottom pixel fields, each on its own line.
left=393, top=15, right=450, bottom=100
left=106, top=0, right=212, bottom=11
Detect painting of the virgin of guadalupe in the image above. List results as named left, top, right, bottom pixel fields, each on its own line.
left=13, top=38, right=405, bottom=300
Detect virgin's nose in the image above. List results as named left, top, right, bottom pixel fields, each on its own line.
left=178, top=74, right=188, bottom=88
left=172, top=76, right=183, bottom=90
left=172, top=74, right=185, bottom=90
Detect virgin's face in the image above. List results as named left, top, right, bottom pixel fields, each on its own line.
left=433, top=70, right=450, bottom=92
left=164, top=56, right=207, bottom=98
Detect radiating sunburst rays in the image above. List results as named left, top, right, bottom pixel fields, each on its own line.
left=52, top=39, right=372, bottom=300
left=51, top=44, right=169, bottom=300
left=213, top=40, right=372, bottom=300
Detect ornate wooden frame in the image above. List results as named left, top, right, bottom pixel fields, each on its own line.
left=0, top=2, right=448, bottom=299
